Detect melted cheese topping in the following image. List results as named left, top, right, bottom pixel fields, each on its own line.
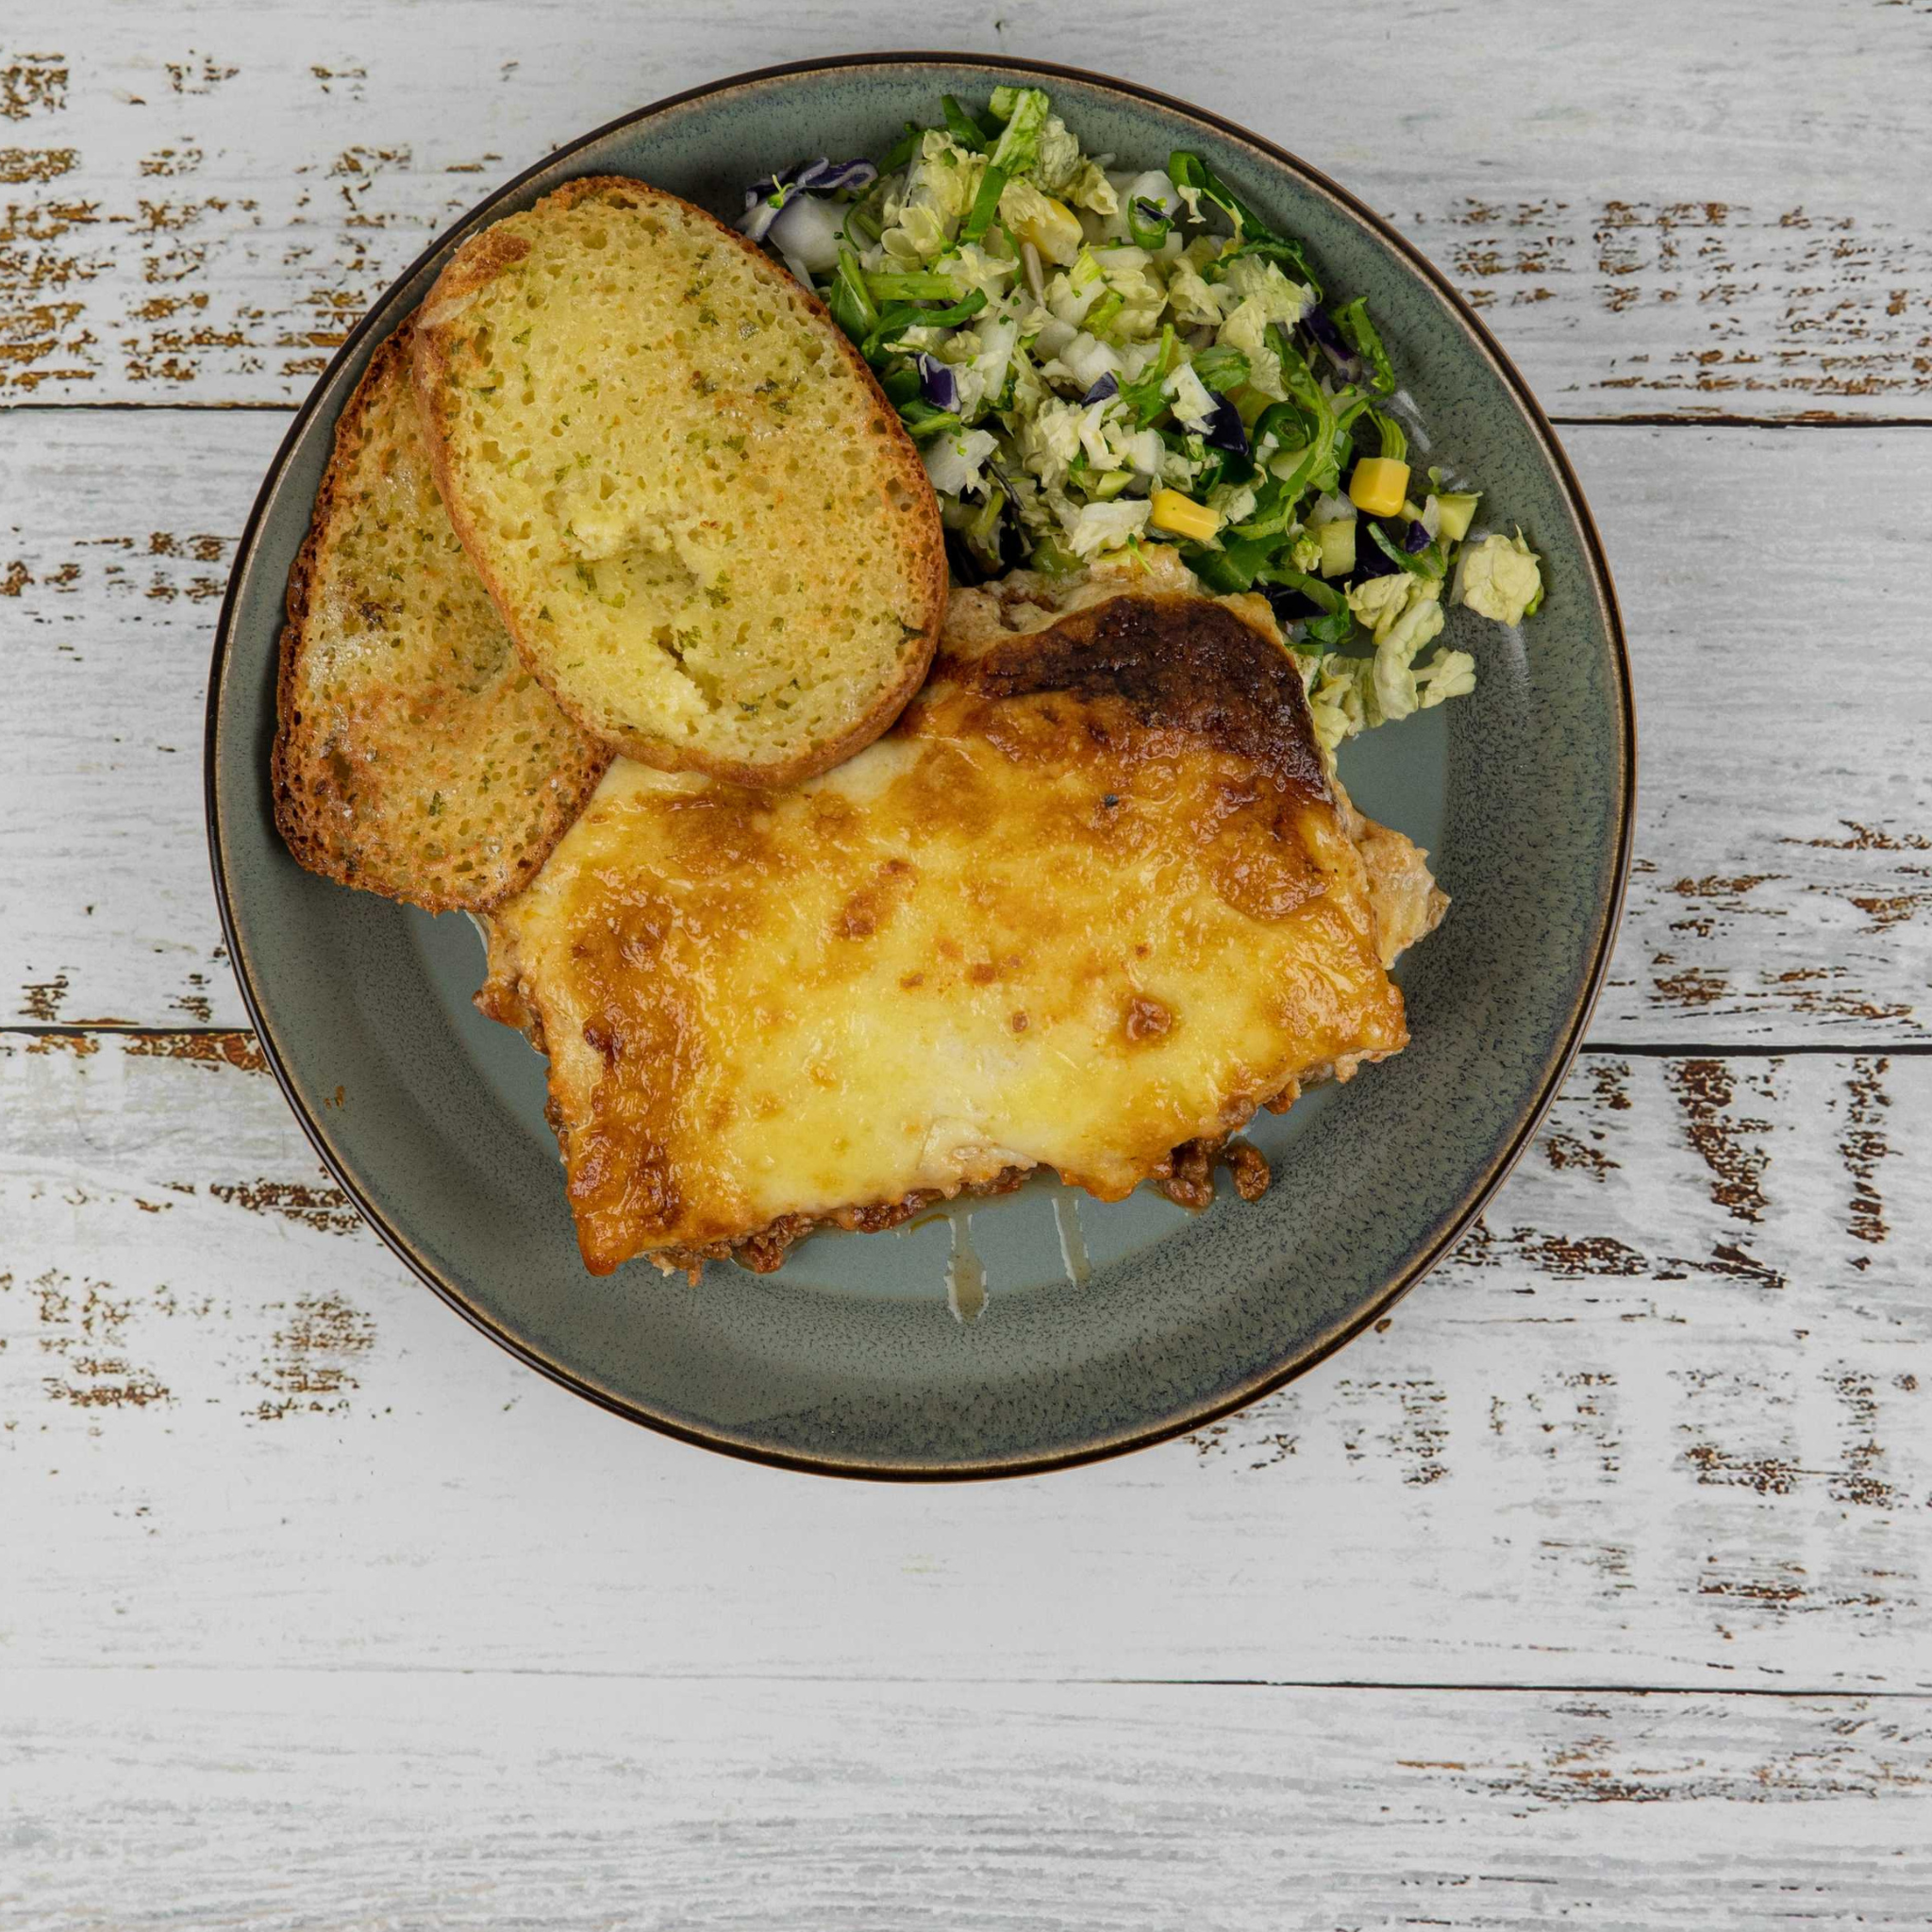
left=483, top=674, right=1408, bottom=1275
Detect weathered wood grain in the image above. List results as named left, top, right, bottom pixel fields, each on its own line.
left=10, top=6, right=1926, bottom=1915
left=4, top=409, right=1926, bottom=1040
left=5, top=1672, right=1929, bottom=1931
left=2, top=0, right=1929, bottom=416
left=4, top=1031, right=1924, bottom=1690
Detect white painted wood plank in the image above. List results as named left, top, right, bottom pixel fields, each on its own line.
left=2, top=0, right=1929, bottom=415
left=3, top=1033, right=1925, bottom=1690
left=1589, top=425, right=1932, bottom=1041
left=3, top=409, right=1925, bottom=1040
left=3, top=1672, right=1928, bottom=1931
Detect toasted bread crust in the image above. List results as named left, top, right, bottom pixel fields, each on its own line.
left=409, top=175, right=946, bottom=790
left=273, top=316, right=609, bottom=911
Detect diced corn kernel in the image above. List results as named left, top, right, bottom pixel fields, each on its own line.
left=1147, top=489, right=1223, bottom=543
left=1349, top=457, right=1410, bottom=518
left=1011, top=194, right=1083, bottom=265
left=1316, top=518, right=1357, bottom=577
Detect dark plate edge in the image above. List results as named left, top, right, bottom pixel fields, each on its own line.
left=204, top=50, right=1637, bottom=1482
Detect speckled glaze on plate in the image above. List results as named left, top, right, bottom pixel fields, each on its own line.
left=206, top=55, right=1633, bottom=1479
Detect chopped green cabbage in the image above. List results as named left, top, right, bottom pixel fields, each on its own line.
left=1371, top=584, right=1446, bottom=723
left=1345, top=572, right=1416, bottom=642
left=1416, top=646, right=1476, bottom=707
left=997, top=175, right=1082, bottom=264
left=1059, top=496, right=1153, bottom=557
left=987, top=88, right=1053, bottom=175
left=879, top=131, right=986, bottom=262
left=1163, top=360, right=1218, bottom=432
left=1455, top=528, right=1543, bottom=624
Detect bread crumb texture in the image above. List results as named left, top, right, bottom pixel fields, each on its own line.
left=416, top=178, right=942, bottom=782
left=273, top=325, right=608, bottom=910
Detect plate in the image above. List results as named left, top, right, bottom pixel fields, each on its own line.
left=206, top=55, right=1633, bottom=1478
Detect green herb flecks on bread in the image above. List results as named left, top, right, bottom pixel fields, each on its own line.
left=410, top=175, right=946, bottom=787
left=273, top=318, right=609, bottom=911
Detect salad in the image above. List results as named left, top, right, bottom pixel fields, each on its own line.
left=738, top=86, right=1543, bottom=755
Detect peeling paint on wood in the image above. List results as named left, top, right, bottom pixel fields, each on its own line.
left=2, top=1674, right=1927, bottom=1929
left=1571, top=425, right=1932, bottom=1042
left=1840, top=1058, right=1893, bottom=1254
left=1, top=2, right=1930, bottom=414
left=123, top=1029, right=267, bottom=1073
left=1665, top=1058, right=1774, bottom=1224
left=2, top=1038, right=1926, bottom=1692
left=206, top=1175, right=358, bottom=1236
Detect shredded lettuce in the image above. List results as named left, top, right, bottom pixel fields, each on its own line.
left=1347, top=572, right=1419, bottom=643
left=1191, top=344, right=1250, bottom=394
left=1031, top=117, right=1089, bottom=199
left=999, top=175, right=1083, bottom=265
left=1165, top=239, right=1235, bottom=327
left=1330, top=297, right=1395, bottom=394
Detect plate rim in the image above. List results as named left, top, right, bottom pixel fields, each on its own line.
left=204, top=49, right=1637, bottom=1481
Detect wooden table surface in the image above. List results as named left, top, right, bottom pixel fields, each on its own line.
left=4, top=4, right=1928, bottom=1924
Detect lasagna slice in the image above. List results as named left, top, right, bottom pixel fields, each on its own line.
left=478, top=570, right=1445, bottom=1276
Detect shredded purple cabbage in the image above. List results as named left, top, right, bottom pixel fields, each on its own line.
left=794, top=157, right=877, bottom=195
left=918, top=353, right=959, bottom=413
left=1261, top=582, right=1324, bottom=624
left=1202, top=393, right=1250, bottom=458
left=1355, top=536, right=1400, bottom=579
left=1303, top=307, right=1347, bottom=354
left=741, top=157, right=878, bottom=242
left=743, top=164, right=799, bottom=208
left=1302, top=307, right=1360, bottom=378
left=1401, top=519, right=1430, bottom=554
left=1079, top=372, right=1120, bottom=406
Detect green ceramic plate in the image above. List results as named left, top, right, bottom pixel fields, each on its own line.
left=206, top=55, right=1632, bottom=1478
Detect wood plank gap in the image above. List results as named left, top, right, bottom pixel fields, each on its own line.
left=1583, top=1041, right=1932, bottom=1058
left=8, top=1664, right=1927, bottom=1701
left=12, top=401, right=1932, bottom=430
left=1550, top=413, right=1932, bottom=430
left=1096, top=1679, right=1932, bottom=1701
left=0, top=1024, right=253, bottom=1040
left=0, top=400, right=305, bottom=416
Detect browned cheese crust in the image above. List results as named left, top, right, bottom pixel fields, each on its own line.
left=480, top=587, right=1425, bottom=1278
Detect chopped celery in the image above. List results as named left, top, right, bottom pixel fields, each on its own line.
left=1316, top=519, right=1357, bottom=577
left=1432, top=491, right=1481, bottom=542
